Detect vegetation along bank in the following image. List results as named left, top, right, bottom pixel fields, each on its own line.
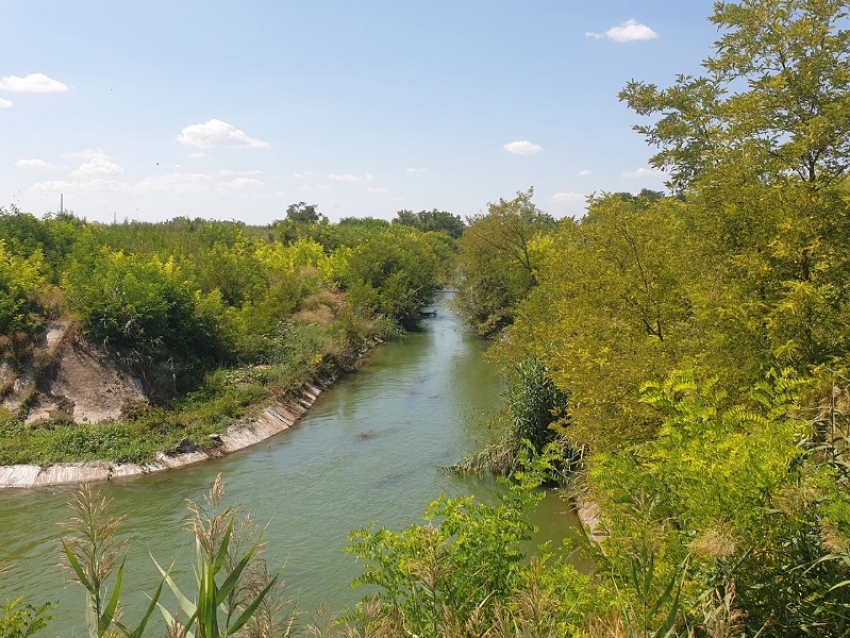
left=0, top=207, right=460, bottom=483
left=5, top=1, right=850, bottom=635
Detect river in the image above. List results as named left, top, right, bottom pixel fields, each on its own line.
left=0, top=292, right=581, bottom=635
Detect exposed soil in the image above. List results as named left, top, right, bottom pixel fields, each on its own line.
left=0, top=320, right=382, bottom=487
left=26, top=339, right=146, bottom=425
left=2, top=320, right=147, bottom=425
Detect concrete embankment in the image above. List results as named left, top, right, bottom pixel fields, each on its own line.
left=0, top=338, right=381, bottom=488
left=0, top=382, right=326, bottom=488
left=575, top=497, right=603, bottom=544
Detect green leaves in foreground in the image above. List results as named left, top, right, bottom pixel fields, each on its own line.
left=60, top=486, right=161, bottom=638
left=153, top=522, right=279, bottom=637
left=61, top=475, right=290, bottom=638
left=154, top=474, right=286, bottom=638
left=345, top=444, right=596, bottom=636
left=0, top=598, right=52, bottom=638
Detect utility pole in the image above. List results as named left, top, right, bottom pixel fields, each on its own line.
left=60, top=194, right=64, bottom=214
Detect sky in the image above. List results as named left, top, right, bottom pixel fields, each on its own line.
left=1, top=1, right=721, bottom=225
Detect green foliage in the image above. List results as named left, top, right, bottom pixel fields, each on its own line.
left=598, top=528, right=688, bottom=638
left=153, top=475, right=284, bottom=638
left=285, top=202, right=324, bottom=224
left=0, top=241, right=50, bottom=338
left=61, top=486, right=162, bottom=638
left=345, top=444, right=593, bottom=636
left=508, top=358, right=571, bottom=454
left=346, top=226, right=440, bottom=326
left=59, top=477, right=291, bottom=638
left=0, top=599, right=52, bottom=638
left=621, top=0, right=850, bottom=190
left=451, top=359, right=572, bottom=479
left=0, top=208, right=83, bottom=282
left=584, top=371, right=850, bottom=636
left=501, top=193, right=697, bottom=451
left=454, top=188, right=555, bottom=336
left=393, top=208, right=465, bottom=239
left=61, top=242, right=231, bottom=400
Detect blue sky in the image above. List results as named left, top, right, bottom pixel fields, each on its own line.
left=2, top=1, right=719, bottom=224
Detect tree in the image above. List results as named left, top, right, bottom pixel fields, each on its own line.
left=621, top=0, right=850, bottom=190
left=0, top=241, right=49, bottom=351
left=285, top=202, right=324, bottom=224
left=346, top=227, right=440, bottom=326
left=454, top=188, right=555, bottom=336
left=622, top=0, right=850, bottom=377
left=503, top=193, right=700, bottom=450
left=393, top=209, right=465, bottom=239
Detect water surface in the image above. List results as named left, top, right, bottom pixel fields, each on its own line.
left=0, top=293, right=580, bottom=635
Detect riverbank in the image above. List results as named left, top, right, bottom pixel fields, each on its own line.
left=0, top=338, right=382, bottom=488
left=0, top=291, right=534, bottom=630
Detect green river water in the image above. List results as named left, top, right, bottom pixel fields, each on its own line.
left=0, top=293, right=581, bottom=636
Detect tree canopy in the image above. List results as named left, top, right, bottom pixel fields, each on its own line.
left=621, top=0, right=850, bottom=190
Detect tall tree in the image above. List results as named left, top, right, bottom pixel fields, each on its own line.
left=455, top=189, right=554, bottom=336
left=285, top=202, right=324, bottom=223
left=621, top=0, right=850, bottom=190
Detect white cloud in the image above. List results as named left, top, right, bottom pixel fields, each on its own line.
left=578, top=169, right=593, bottom=177
left=405, top=168, right=428, bottom=174
left=368, top=187, right=388, bottom=194
left=16, top=159, right=58, bottom=169
left=65, top=149, right=110, bottom=160
left=0, top=98, right=12, bottom=108
left=550, top=192, right=585, bottom=204
left=329, top=174, right=360, bottom=184
left=329, top=173, right=374, bottom=184
left=298, top=183, right=329, bottom=193
left=176, top=119, right=269, bottom=149
left=217, top=169, right=264, bottom=176
left=0, top=73, right=68, bottom=93
left=71, top=153, right=124, bottom=178
left=188, top=152, right=207, bottom=159
left=623, top=167, right=665, bottom=179
left=134, top=172, right=215, bottom=194
left=30, top=178, right=129, bottom=193
left=222, top=177, right=264, bottom=189
left=587, top=19, right=658, bottom=42
left=504, top=140, right=543, bottom=155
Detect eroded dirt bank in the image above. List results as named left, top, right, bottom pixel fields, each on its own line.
left=0, top=319, right=380, bottom=488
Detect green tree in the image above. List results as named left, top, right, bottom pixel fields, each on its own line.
left=63, top=249, right=229, bottom=393
left=455, top=188, right=555, bottom=336
left=345, top=446, right=595, bottom=636
left=285, top=202, right=324, bottom=224
left=393, top=209, right=465, bottom=239
left=0, top=241, right=50, bottom=354
left=621, top=0, right=850, bottom=190
left=621, top=0, right=850, bottom=380
left=586, top=371, right=850, bottom=636
left=346, top=227, right=439, bottom=327
left=0, top=599, right=52, bottom=638
left=504, top=193, right=700, bottom=450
